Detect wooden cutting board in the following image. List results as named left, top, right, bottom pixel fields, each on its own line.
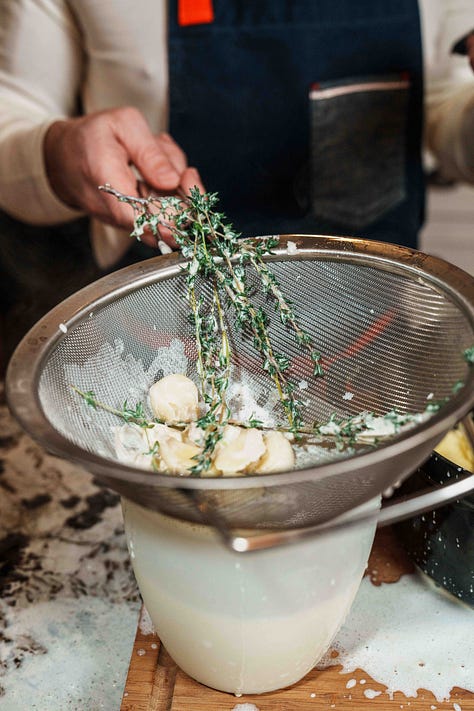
left=120, top=528, right=473, bottom=710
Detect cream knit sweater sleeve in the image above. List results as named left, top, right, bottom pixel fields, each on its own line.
left=0, top=0, right=84, bottom=224
left=420, top=0, right=474, bottom=182
left=0, top=0, right=473, bottom=239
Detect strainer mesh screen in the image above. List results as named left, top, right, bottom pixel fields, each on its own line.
left=36, top=255, right=473, bottom=528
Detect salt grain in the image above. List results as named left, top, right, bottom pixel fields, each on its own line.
left=287, top=240, right=298, bottom=254
left=342, top=391, right=354, bottom=400
left=59, top=323, right=68, bottom=333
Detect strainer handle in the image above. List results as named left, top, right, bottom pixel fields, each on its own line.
left=192, top=473, right=474, bottom=553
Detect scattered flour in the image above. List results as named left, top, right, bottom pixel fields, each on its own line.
left=0, top=598, right=137, bottom=710
left=231, top=705, right=260, bottom=711
left=287, top=240, right=298, bottom=254
left=294, top=442, right=355, bottom=470
left=226, top=373, right=278, bottom=427
left=342, top=391, right=354, bottom=400
left=322, top=575, right=474, bottom=702
left=52, top=338, right=189, bottom=458
left=364, top=689, right=382, bottom=699
left=346, top=678, right=357, bottom=688
left=138, top=606, right=155, bottom=636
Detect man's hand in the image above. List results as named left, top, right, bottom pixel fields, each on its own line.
left=467, top=33, right=474, bottom=72
left=44, top=107, right=204, bottom=247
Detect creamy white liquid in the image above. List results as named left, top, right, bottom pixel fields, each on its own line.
left=122, top=499, right=377, bottom=694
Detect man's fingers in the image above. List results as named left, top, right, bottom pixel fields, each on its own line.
left=466, top=34, right=474, bottom=72
left=152, top=166, right=205, bottom=250
left=157, top=225, right=178, bottom=249
left=157, top=132, right=188, bottom=174
left=180, top=166, right=206, bottom=196
left=111, top=107, right=181, bottom=191
left=48, top=108, right=207, bottom=245
left=92, top=147, right=143, bottom=229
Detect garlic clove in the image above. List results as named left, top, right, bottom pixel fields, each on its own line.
left=252, top=430, right=295, bottom=474
left=159, top=437, right=202, bottom=475
left=149, top=374, right=199, bottom=423
left=183, top=422, right=206, bottom=447
left=214, top=424, right=241, bottom=451
left=114, top=423, right=152, bottom=468
left=214, top=426, right=266, bottom=476
left=147, top=422, right=182, bottom=446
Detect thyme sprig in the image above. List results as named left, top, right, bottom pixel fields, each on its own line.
left=72, top=384, right=432, bottom=470
left=240, top=245, right=323, bottom=377
left=99, top=184, right=324, bottom=471
left=71, top=385, right=313, bottom=436
left=71, top=385, right=161, bottom=429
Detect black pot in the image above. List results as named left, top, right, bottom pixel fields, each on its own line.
left=394, top=451, right=474, bottom=606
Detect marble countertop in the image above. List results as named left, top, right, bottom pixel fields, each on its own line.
left=0, top=383, right=141, bottom=710
left=2, top=378, right=473, bottom=710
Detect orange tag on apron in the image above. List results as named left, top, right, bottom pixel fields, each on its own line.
left=178, top=0, right=214, bottom=26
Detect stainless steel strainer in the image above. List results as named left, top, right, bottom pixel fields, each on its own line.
left=6, top=235, right=474, bottom=550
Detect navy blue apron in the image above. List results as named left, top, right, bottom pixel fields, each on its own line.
left=169, top=0, right=424, bottom=248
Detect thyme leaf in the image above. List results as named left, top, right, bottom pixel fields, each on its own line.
left=464, top=345, right=474, bottom=365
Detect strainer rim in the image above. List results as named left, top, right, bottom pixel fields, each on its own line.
left=6, top=234, right=474, bottom=491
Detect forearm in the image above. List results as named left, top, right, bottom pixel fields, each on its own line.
left=426, top=84, right=474, bottom=183
left=422, top=0, right=474, bottom=183
left=0, top=110, right=83, bottom=224
left=0, top=0, right=83, bottom=224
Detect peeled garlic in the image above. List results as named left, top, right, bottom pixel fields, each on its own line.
left=214, top=425, right=266, bottom=476
left=149, top=374, right=199, bottom=423
left=183, top=422, right=206, bottom=447
left=147, top=422, right=182, bottom=446
left=115, top=373, right=299, bottom=478
left=114, top=423, right=153, bottom=469
left=253, top=430, right=295, bottom=474
left=159, top=437, right=202, bottom=475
